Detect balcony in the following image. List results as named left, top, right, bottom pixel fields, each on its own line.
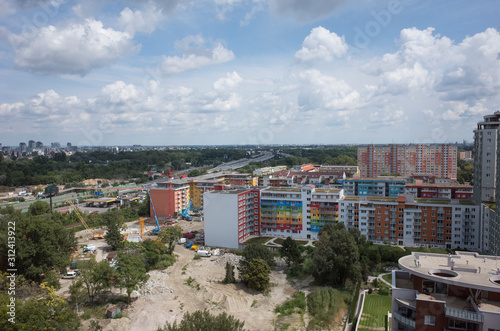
left=445, top=307, right=484, bottom=323
left=393, top=311, right=416, bottom=328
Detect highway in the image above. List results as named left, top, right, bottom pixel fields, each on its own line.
left=207, top=152, right=275, bottom=173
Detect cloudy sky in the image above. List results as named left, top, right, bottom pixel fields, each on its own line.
left=0, top=0, right=499, bottom=146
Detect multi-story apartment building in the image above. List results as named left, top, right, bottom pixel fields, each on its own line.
left=358, top=145, right=457, bottom=179
left=473, top=111, right=500, bottom=203
left=203, top=188, right=260, bottom=249
left=404, top=183, right=473, bottom=200
left=343, top=177, right=406, bottom=197
left=260, top=185, right=343, bottom=240
left=392, top=251, right=500, bottom=331
left=149, top=180, right=191, bottom=218
left=253, top=166, right=287, bottom=177
left=339, top=195, right=480, bottom=250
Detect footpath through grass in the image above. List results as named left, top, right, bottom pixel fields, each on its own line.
left=358, top=294, right=391, bottom=331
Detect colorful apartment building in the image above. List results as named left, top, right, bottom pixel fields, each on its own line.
left=392, top=251, right=500, bottom=331
left=149, top=182, right=190, bottom=218
left=339, top=195, right=480, bottom=250
left=343, top=177, right=406, bottom=197
left=358, top=145, right=458, bottom=179
left=260, top=185, right=343, bottom=240
left=203, top=188, right=261, bottom=249
left=404, top=183, right=473, bottom=200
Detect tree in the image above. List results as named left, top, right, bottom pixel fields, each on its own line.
left=0, top=214, right=76, bottom=282
left=280, top=237, right=303, bottom=270
left=28, top=200, right=51, bottom=216
left=116, top=252, right=149, bottom=303
left=69, top=278, right=87, bottom=314
left=158, top=225, right=183, bottom=254
left=78, top=257, right=115, bottom=302
left=157, top=310, right=245, bottom=331
left=223, top=262, right=236, bottom=284
left=312, top=223, right=361, bottom=287
left=240, top=243, right=275, bottom=270
left=241, top=258, right=270, bottom=292
left=104, top=212, right=125, bottom=250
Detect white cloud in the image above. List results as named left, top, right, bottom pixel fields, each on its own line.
left=118, top=6, right=164, bottom=35
left=365, top=27, right=500, bottom=106
left=6, top=19, right=139, bottom=76
left=0, top=0, right=17, bottom=18
left=213, top=72, right=243, bottom=91
left=296, top=69, right=361, bottom=112
left=295, top=26, right=348, bottom=64
left=161, top=36, right=234, bottom=75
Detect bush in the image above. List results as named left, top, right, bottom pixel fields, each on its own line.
left=378, top=286, right=390, bottom=296
left=274, top=291, right=306, bottom=316
left=158, top=310, right=245, bottom=331
left=307, top=288, right=348, bottom=330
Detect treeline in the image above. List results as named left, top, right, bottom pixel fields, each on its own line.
left=0, top=149, right=247, bottom=187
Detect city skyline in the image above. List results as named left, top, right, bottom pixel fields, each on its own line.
left=0, top=1, right=499, bottom=146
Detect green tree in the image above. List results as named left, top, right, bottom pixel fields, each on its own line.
left=116, top=252, right=150, bottom=303
left=223, top=262, right=236, bottom=284
left=138, top=194, right=150, bottom=217
left=158, top=225, right=183, bottom=254
left=157, top=310, right=245, bottom=331
left=78, top=257, right=115, bottom=302
left=312, top=223, right=361, bottom=287
left=69, top=278, right=87, bottom=314
left=28, top=200, right=51, bottom=216
left=0, top=214, right=76, bottom=282
left=242, top=258, right=270, bottom=292
left=280, top=237, right=303, bottom=271
left=104, top=212, right=125, bottom=250
left=240, top=243, right=275, bottom=271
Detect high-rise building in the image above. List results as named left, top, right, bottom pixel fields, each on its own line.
left=35, top=141, right=43, bottom=148
left=358, top=144, right=457, bottom=179
left=473, top=111, right=500, bottom=203
left=28, top=140, right=35, bottom=151
left=19, top=142, right=27, bottom=154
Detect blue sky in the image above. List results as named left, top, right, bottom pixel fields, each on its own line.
left=0, top=0, right=499, bottom=146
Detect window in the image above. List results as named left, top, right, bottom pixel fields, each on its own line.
left=424, top=316, right=435, bottom=326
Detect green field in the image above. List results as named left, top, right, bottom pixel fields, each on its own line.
left=358, top=294, right=392, bottom=331
left=382, top=273, right=392, bottom=285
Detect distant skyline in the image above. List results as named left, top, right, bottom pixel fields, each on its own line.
left=0, top=0, right=499, bottom=146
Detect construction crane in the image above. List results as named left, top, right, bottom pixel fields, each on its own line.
left=148, top=190, right=161, bottom=234
left=68, top=200, right=91, bottom=237
left=139, top=217, right=144, bottom=239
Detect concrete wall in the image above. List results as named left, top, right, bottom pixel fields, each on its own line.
left=203, top=192, right=239, bottom=249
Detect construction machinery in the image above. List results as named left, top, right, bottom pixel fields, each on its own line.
left=68, top=200, right=91, bottom=238
left=148, top=191, right=161, bottom=234
left=179, top=199, right=193, bottom=221
left=139, top=217, right=144, bottom=239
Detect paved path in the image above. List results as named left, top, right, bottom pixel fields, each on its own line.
left=378, top=272, right=393, bottom=287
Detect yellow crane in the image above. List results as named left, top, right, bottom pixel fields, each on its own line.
left=140, top=217, right=144, bottom=239
left=68, top=200, right=91, bottom=235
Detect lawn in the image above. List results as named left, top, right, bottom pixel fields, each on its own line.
left=244, top=236, right=274, bottom=245
left=274, top=238, right=309, bottom=246
left=382, top=273, right=392, bottom=285
left=358, top=294, right=392, bottom=331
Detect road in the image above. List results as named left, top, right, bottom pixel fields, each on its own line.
left=207, top=152, right=276, bottom=173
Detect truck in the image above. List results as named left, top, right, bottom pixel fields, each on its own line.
left=196, top=247, right=212, bottom=257
left=83, top=244, right=96, bottom=253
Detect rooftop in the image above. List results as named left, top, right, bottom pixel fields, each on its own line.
left=399, top=251, right=500, bottom=292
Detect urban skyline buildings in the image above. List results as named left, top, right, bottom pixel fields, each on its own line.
left=357, top=144, right=458, bottom=179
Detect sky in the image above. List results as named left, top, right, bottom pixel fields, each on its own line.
left=0, top=0, right=499, bottom=146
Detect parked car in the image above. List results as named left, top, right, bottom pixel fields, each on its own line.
left=62, top=271, right=77, bottom=279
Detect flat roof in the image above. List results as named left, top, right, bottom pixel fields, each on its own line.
left=208, top=189, right=252, bottom=195
left=85, top=197, right=117, bottom=203
left=314, top=188, right=341, bottom=193
left=262, top=187, right=302, bottom=192
left=399, top=252, right=500, bottom=293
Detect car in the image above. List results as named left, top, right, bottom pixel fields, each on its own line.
left=62, top=271, right=77, bottom=279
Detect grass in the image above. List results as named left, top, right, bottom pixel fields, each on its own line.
left=307, top=287, right=350, bottom=330
left=244, top=236, right=274, bottom=245
left=275, top=291, right=306, bottom=316
left=357, top=294, right=392, bottom=331
left=404, top=246, right=449, bottom=254
left=274, top=238, right=309, bottom=246
left=382, top=273, right=392, bottom=285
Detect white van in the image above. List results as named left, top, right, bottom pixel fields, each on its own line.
left=178, top=238, right=187, bottom=245
left=196, top=248, right=211, bottom=257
